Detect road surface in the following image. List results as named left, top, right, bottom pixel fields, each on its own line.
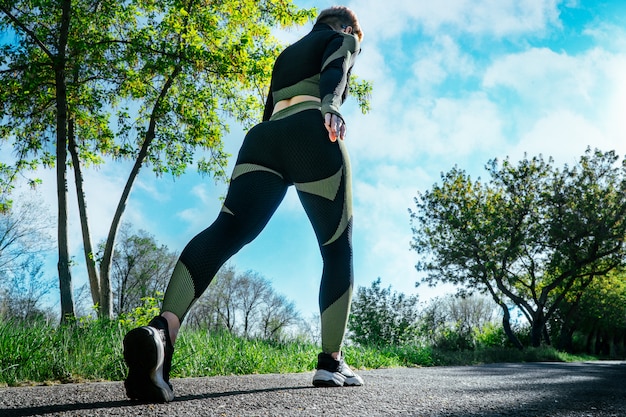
left=1, top=361, right=625, bottom=416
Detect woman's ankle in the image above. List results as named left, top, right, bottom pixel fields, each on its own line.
left=160, top=311, right=181, bottom=345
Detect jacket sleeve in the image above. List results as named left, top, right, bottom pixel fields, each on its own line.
left=319, top=32, right=360, bottom=119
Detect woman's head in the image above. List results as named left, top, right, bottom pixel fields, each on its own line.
left=316, top=6, right=363, bottom=41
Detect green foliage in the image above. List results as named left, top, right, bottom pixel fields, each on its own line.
left=473, top=322, right=509, bottom=349
left=419, top=294, right=500, bottom=351
left=432, top=327, right=475, bottom=351
left=553, top=269, right=626, bottom=355
left=348, top=278, right=420, bottom=347
left=0, top=318, right=127, bottom=386
left=117, top=295, right=163, bottom=328
left=429, top=345, right=597, bottom=366
left=350, top=77, right=373, bottom=114
left=1, top=0, right=323, bottom=319
left=0, top=0, right=318, bottom=183
left=0, top=318, right=607, bottom=387
left=411, top=148, right=626, bottom=348
left=172, top=329, right=316, bottom=378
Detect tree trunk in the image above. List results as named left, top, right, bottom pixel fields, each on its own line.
left=598, top=331, right=610, bottom=356
left=556, top=302, right=580, bottom=351
left=557, top=322, right=576, bottom=352
left=98, top=66, right=182, bottom=319
left=500, top=302, right=524, bottom=350
left=611, top=332, right=619, bottom=358
left=98, top=136, right=146, bottom=319
left=68, top=116, right=101, bottom=309
left=530, top=310, right=545, bottom=347
left=542, top=325, right=551, bottom=346
left=55, top=0, right=74, bottom=323
left=585, top=330, right=592, bottom=354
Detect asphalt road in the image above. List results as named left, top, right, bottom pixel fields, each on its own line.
left=1, top=361, right=625, bottom=416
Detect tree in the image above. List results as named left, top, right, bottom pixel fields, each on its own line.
left=445, top=294, right=498, bottom=335
left=419, top=294, right=499, bottom=350
left=0, top=256, right=55, bottom=322
left=296, top=313, right=321, bottom=345
left=0, top=194, right=54, bottom=322
left=1, top=0, right=80, bottom=320
left=234, top=271, right=271, bottom=337
left=554, top=270, right=626, bottom=355
left=107, top=223, right=177, bottom=316
left=258, top=292, right=299, bottom=341
left=202, top=265, right=239, bottom=333
left=0, top=195, right=53, bottom=274
left=186, top=265, right=300, bottom=339
left=411, top=149, right=626, bottom=348
left=0, top=1, right=326, bottom=320
left=348, top=278, right=420, bottom=346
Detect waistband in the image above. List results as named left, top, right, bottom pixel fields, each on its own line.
left=269, top=100, right=321, bottom=121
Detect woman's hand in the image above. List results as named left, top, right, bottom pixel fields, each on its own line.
left=324, top=113, right=347, bottom=142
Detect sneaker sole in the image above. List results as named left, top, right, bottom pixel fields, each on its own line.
left=123, top=326, right=174, bottom=402
left=312, top=369, right=364, bottom=387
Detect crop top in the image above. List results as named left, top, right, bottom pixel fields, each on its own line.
left=262, top=22, right=361, bottom=122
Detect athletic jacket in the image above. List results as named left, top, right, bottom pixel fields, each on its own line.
left=262, top=22, right=361, bottom=122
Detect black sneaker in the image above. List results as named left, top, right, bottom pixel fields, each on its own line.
left=123, top=316, right=175, bottom=402
left=312, top=352, right=364, bottom=387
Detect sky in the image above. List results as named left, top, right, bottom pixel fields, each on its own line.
left=7, top=0, right=626, bottom=320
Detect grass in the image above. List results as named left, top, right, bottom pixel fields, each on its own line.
left=0, top=319, right=127, bottom=386
left=0, top=319, right=600, bottom=387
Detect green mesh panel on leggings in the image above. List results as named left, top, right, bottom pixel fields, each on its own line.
left=320, top=286, right=352, bottom=353
left=161, top=261, right=196, bottom=320
left=295, top=165, right=352, bottom=246
left=231, top=163, right=284, bottom=181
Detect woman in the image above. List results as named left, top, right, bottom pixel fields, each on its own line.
left=123, top=6, right=364, bottom=402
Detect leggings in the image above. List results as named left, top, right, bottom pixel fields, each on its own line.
left=161, top=108, right=353, bottom=353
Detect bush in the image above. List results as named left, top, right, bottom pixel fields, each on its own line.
left=117, top=295, right=162, bottom=328
left=474, top=322, right=508, bottom=348
left=348, top=278, right=420, bottom=346
left=433, top=327, right=474, bottom=351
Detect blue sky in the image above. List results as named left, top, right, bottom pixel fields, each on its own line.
left=12, top=0, right=626, bottom=319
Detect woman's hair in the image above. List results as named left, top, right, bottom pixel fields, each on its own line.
left=316, top=6, right=363, bottom=41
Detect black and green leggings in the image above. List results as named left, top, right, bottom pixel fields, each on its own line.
left=162, top=107, right=353, bottom=353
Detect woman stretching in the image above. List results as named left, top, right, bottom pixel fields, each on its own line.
left=123, top=5, right=364, bottom=403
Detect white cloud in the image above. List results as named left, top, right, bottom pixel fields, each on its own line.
left=350, top=0, right=562, bottom=40
left=483, top=45, right=626, bottom=160
left=175, top=183, right=219, bottom=233
left=352, top=163, right=460, bottom=300
left=410, top=35, right=477, bottom=92
left=583, top=21, right=626, bottom=52
left=483, top=48, right=599, bottom=110
left=462, top=0, right=562, bottom=36
left=353, top=181, right=417, bottom=294
left=349, top=91, right=504, bottom=165
left=600, top=54, right=626, bottom=153
left=423, top=94, right=505, bottom=156
left=509, top=110, right=607, bottom=164
left=342, top=0, right=626, bottom=307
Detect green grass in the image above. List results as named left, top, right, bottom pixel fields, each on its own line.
left=0, top=319, right=127, bottom=386
left=0, top=319, right=600, bottom=387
